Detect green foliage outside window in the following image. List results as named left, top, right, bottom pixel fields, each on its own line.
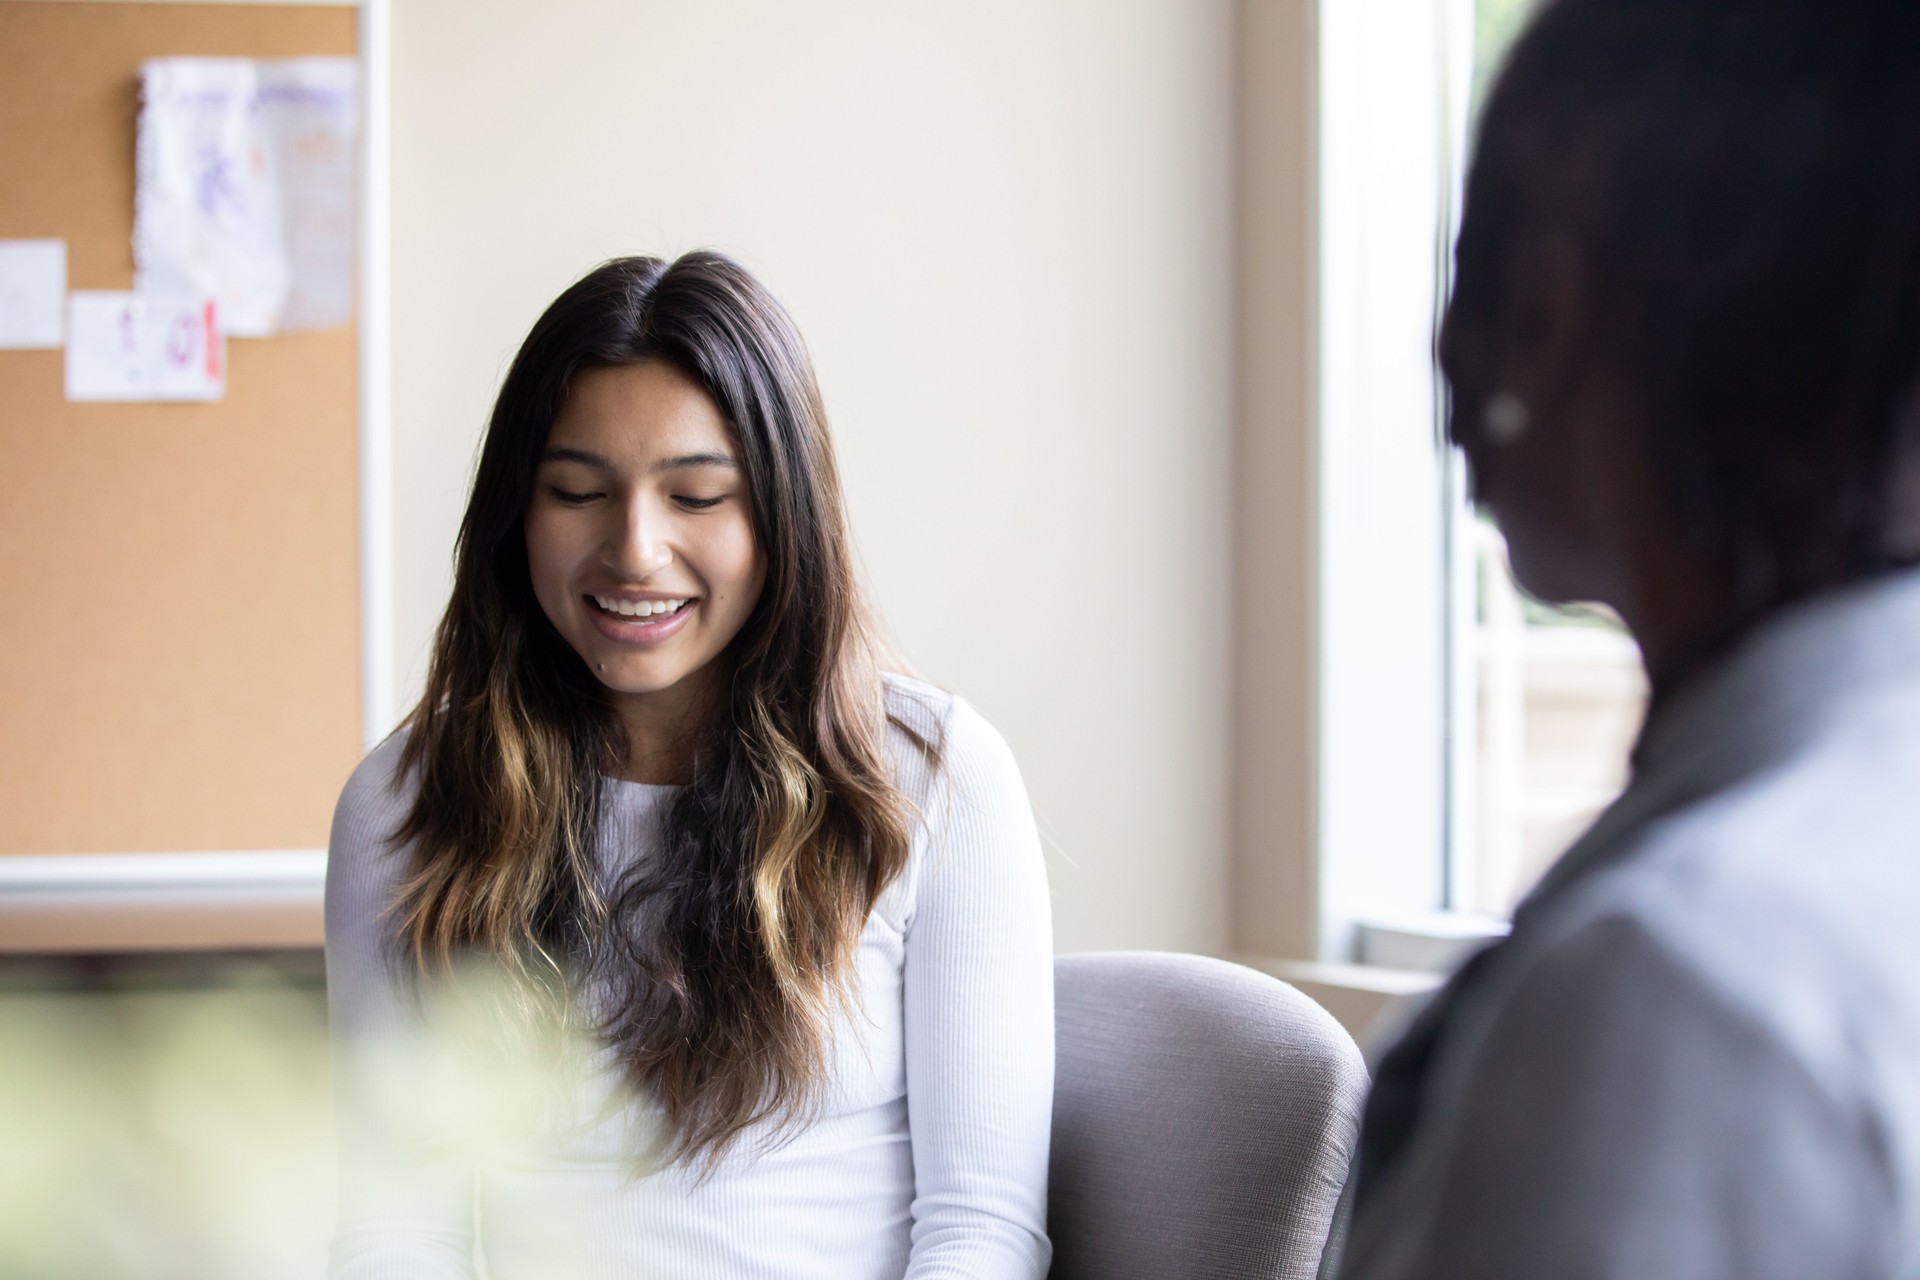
left=1473, top=0, right=1540, bottom=118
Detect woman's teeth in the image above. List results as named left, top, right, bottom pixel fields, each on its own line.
left=593, top=596, right=690, bottom=619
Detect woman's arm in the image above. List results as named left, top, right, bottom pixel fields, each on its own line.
left=901, top=696, right=1055, bottom=1279
left=325, top=737, right=479, bottom=1280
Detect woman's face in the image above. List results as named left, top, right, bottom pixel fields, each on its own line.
left=1442, top=231, right=1649, bottom=613
left=1444, top=213, right=1740, bottom=685
left=525, top=360, right=766, bottom=713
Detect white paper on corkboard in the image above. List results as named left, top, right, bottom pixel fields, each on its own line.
left=65, top=290, right=225, bottom=402
left=0, top=239, right=68, bottom=349
left=261, top=59, right=360, bottom=332
left=135, top=57, right=358, bottom=338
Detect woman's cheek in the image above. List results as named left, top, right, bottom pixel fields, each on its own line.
left=524, top=509, right=579, bottom=627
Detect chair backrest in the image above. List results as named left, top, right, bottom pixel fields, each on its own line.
left=1048, top=952, right=1367, bottom=1280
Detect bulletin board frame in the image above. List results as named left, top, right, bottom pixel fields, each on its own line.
left=0, top=0, right=392, bottom=952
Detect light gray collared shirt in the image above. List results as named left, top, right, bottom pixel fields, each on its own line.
left=1340, top=568, right=1920, bottom=1280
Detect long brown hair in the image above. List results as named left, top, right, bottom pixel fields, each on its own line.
left=391, top=252, right=931, bottom=1165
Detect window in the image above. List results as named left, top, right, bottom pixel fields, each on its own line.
left=1315, top=0, right=1649, bottom=972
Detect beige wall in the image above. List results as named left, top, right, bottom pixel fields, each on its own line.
left=389, top=0, right=1245, bottom=954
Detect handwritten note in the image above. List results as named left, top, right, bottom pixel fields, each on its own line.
left=136, top=57, right=358, bottom=338
left=261, top=61, right=360, bottom=332
left=66, top=291, right=225, bottom=402
left=0, top=239, right=67, bottom=349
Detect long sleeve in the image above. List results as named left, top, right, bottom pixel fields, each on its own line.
left=324, top=736, right=479, bottom=1280
left=1342, top=908, right=1896, bottom=1280
left=900, top=697, right=1055, bottom=1278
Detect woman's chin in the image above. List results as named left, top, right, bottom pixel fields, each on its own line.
left=1504, top=540, right=1610, bottom=612
left=586, top=660, right=697, bottom=700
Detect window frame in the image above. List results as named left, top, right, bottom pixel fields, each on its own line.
left=1311, top=0, right=1477, bottom=964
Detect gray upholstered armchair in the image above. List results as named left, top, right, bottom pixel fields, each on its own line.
left=1048, top=952, right=1367, bottom=1280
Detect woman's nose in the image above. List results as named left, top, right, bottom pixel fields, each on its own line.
left=605, top=500, right=673, bottom=578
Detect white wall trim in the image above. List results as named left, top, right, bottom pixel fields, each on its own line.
left=0, top=850, right=324, bottom=891
left=358, top=0, right=396, bottom=749
left=0, top=852, right=326, bottom=953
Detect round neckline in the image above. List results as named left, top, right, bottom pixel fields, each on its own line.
left=600, top=774, right=684, bottom=799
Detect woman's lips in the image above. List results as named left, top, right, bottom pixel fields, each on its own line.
left=584, top=595, right=696, bottom=646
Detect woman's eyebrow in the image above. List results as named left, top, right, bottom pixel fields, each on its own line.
left=538, top=447, right=739, bottom=472
left=540, top=446, right=611, bottom=469
left=655, top=452, right=740, bottom=472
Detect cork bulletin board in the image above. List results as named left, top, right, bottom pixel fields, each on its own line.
left=0, top=2, right=363, bottom=857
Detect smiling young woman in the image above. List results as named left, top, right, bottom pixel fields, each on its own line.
left=323, top=253, right=1054, bottom=1279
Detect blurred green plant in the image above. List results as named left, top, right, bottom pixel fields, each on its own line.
left=0, top=970, right=334, bottom=1280
left=0, top=959, right=627, bottom=1279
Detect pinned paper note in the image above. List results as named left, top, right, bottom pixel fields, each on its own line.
left=66, top=291, right=224, bottom=402
left=135, top=57, right=358, bottom=338
left=0, top=239, right=67, bottom=349
left=264, top=61, right=360, bottom=332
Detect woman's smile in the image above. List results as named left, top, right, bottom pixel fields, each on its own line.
left=584, top=593, right=698, bottom=646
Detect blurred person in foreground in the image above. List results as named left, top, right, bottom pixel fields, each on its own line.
left=1337, top=3, right=1920, bottom=1277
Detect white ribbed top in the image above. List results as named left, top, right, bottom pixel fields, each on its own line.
left=324, top=676, right=1054, bottom=1280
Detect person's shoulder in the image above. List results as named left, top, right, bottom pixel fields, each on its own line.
left=1510, top=750, right=1920, bottom=1111
left=881, top=672, right=1024, bottom=801
left=881, top=670, right=955, bottom=749
left=1615, top=722, right=1920, bottom=1002
left=327, top=728, right=421, bottom=919
left=1382, top=835, right=1901, bottom=1280
left=877, top=675, right=1045, bottom=927
left=333, top=727, right=416, bottom=840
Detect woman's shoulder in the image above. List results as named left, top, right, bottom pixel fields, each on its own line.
left=325, top=730, right=431, bottom=1017
left=333, top=728, right=417, bottom=841
left=880, top=672, right=1026, bottom=810
left=882, top=671, right=951, bottom=745
left=327, top=728, right=420, bottom=911
left=878, top=674, right=1046, bottom=933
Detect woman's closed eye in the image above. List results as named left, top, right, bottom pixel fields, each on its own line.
left=548, top=485, right=605, bottom=504
left=674, top=494, right=727, bottom=510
